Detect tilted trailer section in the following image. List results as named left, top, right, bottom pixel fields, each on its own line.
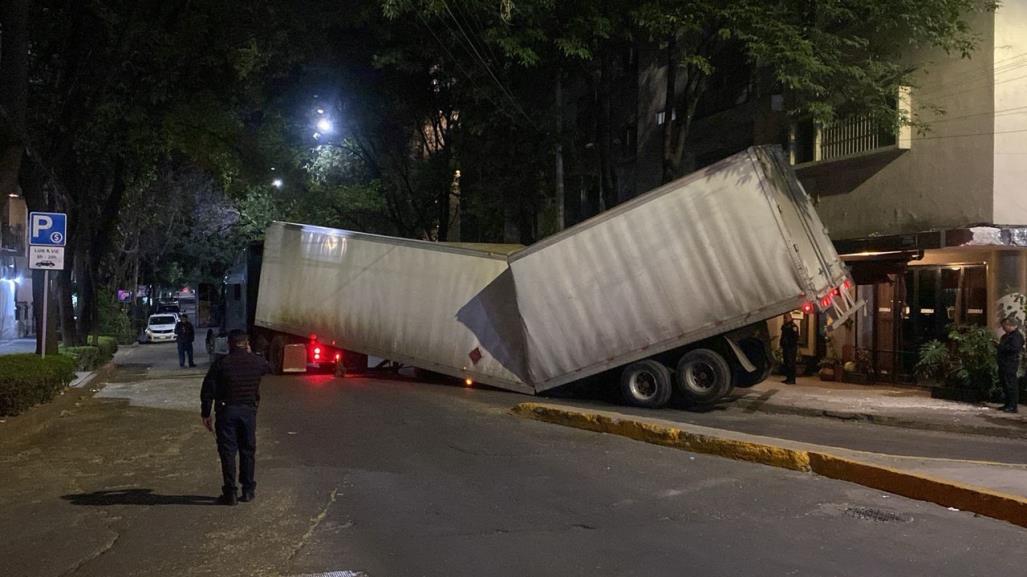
left=245, top=146, right=860, bottom=408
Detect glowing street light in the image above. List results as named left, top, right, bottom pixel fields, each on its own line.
left=271, top=178, right=283, bottom=189
left=316, top=118, right=334, bottom=133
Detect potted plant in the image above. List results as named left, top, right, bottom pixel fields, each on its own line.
left=916, top=325, right=999, bottom=403
left=842, top=348, right=874, bottom=384
left=818, top=357, right=841, bottom=381
left=818, top=334, right=841, bottom=381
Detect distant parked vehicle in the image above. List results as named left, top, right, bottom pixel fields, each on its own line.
left=155, top=302, right=180, bottom=316
left=141, top=314, right=179, bottom=344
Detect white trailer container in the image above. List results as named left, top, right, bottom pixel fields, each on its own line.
left=252, top=146, right=859, bottom=408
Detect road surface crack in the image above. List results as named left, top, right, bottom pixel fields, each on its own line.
left=288, top=488, right=339, bottom=561
left=59, top=529, right=120, bottom=576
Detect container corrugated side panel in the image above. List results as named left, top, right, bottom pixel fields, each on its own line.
left=509, top=148, right=807, bottom=390
left=752, top=147, right=848, bottom=295
left=255, top=222, right=531, bottom=393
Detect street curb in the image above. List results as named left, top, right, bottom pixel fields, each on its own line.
left=731, top=397, right=1027, bottom=440
left=511, top=402, right=1027, bottom=529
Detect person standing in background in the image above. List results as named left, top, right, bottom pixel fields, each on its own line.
left=780, top=314, right=799, bottom=385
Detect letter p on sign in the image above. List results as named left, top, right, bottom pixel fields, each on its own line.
left=32, top=215, right=52, bottom=238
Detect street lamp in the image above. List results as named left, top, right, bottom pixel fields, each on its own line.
left=271, top=179, right=283, bottom=189
left=316, top=118, right=334, bottom=133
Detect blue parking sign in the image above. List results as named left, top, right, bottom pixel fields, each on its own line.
left=29, top=212, right=67, bottom=246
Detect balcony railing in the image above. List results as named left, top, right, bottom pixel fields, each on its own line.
left=819, top=115, right=898, bottom=161
left=791, top=86, right=911, bottom=165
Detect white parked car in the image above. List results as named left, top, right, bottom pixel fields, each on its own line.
left=141, top=314, right=179, bottom=343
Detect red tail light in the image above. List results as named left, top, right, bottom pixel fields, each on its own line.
left=335, top=352, right=341, bottom=361
left=801, top=301, right=814, bottom=314
left=313, top=346, right=321, bottom=361
left=843, top=279, right=853, bottom=290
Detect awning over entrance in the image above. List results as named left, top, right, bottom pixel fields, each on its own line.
left=841, top=250, right=923, bottom=285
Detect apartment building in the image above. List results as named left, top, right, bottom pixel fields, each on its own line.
left=1, top=193, right=31, bottom=341
left=616, top=5, right=1027, bottom=381
left=790, top=5, right=1027, bottom=380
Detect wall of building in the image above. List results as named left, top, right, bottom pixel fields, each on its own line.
left=814, top=10, right=997, bottom=240
left=992, top=1, right=1027, bottom=225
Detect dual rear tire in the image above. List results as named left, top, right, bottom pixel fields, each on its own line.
left=618, top=348, right=734, bottom=409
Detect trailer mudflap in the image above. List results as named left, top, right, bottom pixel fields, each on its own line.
left=283, top=344, right=307, bottom=373
left=724, top=336, right=758, bottom=373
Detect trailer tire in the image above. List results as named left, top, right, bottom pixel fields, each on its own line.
left=619, top=360, right=673, bottom=409
left=675, top=348, right=732, bottom=404
left=732, top=337, right=772, bottom=388
left=268, top=335, right=285, bottom=375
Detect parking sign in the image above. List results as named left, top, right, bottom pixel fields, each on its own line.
left=29, top=212, right=67, bottom=246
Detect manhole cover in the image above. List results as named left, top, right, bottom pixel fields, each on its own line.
left=844, top=506, right=909, bottom=523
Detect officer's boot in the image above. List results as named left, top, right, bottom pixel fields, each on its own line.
left=217, top=490, right=238, bottom=506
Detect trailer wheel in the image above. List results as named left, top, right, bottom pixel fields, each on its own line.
left=733, top=337, right=772, bottom=388
left=675, top=349, right=732, bottom=404
left=268, top=335, right=285, bottom=375
left=619, top=360, right=673, bottom=409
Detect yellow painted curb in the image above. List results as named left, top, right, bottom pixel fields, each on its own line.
left=807, top=453, right=1027, bottom=529
left=512, top=402, right=1027, bottom=529
left=511, top=403, right=811, bottom=472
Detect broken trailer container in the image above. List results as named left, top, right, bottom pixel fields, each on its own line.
left=247, top=146, right=859, bottom=408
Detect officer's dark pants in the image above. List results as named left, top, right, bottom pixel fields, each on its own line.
left=215, top=404, right=257, bottom=495
left=783, top=346, right=797, bottom=383
left=1000, top=363, right=1020, bottom=408
left=178, top=342, right=194, bottom=367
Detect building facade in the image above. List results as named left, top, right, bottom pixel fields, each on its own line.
left=794, top=6, right=1027, bottom=380
left=614, top=5, right=1027, bottom=382
left=1, top=193, right=31, bottom=342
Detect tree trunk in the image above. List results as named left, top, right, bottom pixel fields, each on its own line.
left=74, top=243, right=92, bottom=339
left=0, top=0, right=29, bottom=198
left=661, top=35, right=678, bottom=184
left=59, top=266, right=77, bottom=346
left=597, top=50, right=616, bottom=211
left=554, top=73, right=565, bottom=231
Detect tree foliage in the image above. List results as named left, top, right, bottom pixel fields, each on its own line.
left=0, top=0, right=994, bottom=341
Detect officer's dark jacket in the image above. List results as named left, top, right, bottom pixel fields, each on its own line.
left=781, top=321, right=799, bottom=349
left=998, top=329, right=1025, bottom=367
left=201, top=349, right=269, bottom=418
left=175, top=320, right=195, bottom=343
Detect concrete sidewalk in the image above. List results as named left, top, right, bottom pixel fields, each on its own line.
left=731, top=375, right=1027, bottom=438
left=513, top=402, right=1027, bottom=528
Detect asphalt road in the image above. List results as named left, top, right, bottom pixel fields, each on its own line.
left=1, top=342, right=1026, bottom=576
left=0, top=337, right=37, bottom=356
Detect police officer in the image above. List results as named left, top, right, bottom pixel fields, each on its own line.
left=175, top=314, right=197, bottom=368
left=996, top=317, right=1024, bottom=414
left=201, top=330, right=269, bottom=505
left=780, top=313, right=799, bottom=384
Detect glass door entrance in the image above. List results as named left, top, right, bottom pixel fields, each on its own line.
left=898, top=264, right=987, bottom=377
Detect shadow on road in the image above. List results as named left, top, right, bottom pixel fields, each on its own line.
left=62, top=489, right=218, bottom=506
